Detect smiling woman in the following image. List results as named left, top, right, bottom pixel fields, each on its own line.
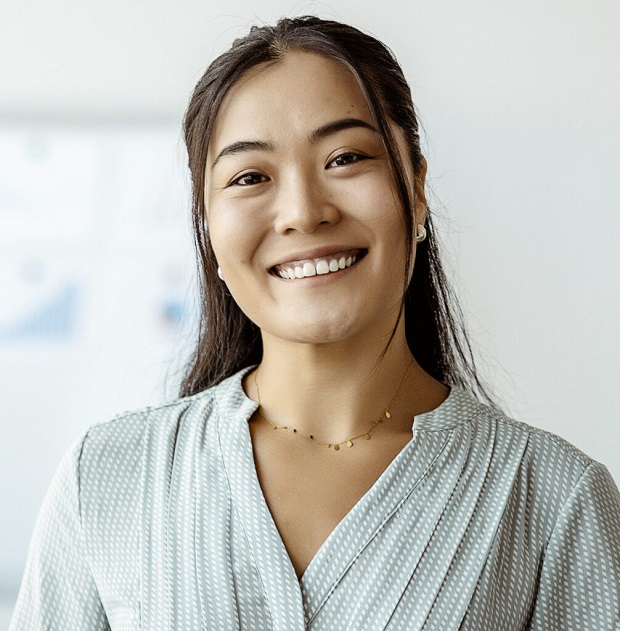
left=206, top=51, right=417, bottom=348
left=10, top=15, right=620, bottom=631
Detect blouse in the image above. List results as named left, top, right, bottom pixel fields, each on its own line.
left=9, top=367, right=620, bottom=629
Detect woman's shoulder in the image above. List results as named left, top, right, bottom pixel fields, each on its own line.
left=64, top=396, right=200, bottom=506
left=468, top=395, right=593, bottom=467
left=456, top=394, right=620, bottom=542
left=75, top=368, right=252, bottom=476
left=444, top=387, right=595, bottom=470
left=429, top=386, right=597, bottom=475
left=463, top=393, right=616, bottom=508
left=78, top=387, right=213, bottom=457
left=481, top=402, right=595, bottom=474
left=100, top=388, right=212, bottom=432
left=502, top=414, right=593, bottom=469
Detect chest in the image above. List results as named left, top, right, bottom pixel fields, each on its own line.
left=248, top=420, right=412, bottom=579
left=94, top=406, right=541, bottom=629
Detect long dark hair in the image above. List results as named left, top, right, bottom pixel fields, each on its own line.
left=179, top=16, right=493, bottom=404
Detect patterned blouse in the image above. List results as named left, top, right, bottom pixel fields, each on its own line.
left=10, top=368, right=620, bottom=629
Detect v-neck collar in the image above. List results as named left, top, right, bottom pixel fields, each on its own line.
left=214, top=367, right=482, bottom=628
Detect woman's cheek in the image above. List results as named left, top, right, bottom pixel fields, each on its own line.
left=337, top=173, right=398, bottom=222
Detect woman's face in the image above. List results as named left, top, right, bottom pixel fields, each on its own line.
left=205, top=51, right=424, bottom=346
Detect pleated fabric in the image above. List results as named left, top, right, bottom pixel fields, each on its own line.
left=10, top=368, right=620, bottom=630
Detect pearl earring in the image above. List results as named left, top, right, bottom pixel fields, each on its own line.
left=415, top=224, right=427, bottom=243
left=217, top=267, right=225, bottom=281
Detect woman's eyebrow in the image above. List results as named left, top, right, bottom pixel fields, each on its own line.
left=211, top=140, right=274, bottom=169
left=308, top=117, right=379, bottom=142
left=211, top=118, right=378, bottom=170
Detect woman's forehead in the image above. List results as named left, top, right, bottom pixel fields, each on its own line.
left=208, top=51, right=374, bottom=155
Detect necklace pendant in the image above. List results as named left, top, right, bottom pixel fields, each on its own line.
left=385, top=411, right=391, bottom=419
left=333, top=444, right=340, bottom=451
left=346, top=440, right=353, bottom=447
left=363, top=433, right=371, bottom=440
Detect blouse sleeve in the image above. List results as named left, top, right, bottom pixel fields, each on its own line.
left=9, top=436, right=110, bottom=630
left=531, top=461, right=620, bottom=630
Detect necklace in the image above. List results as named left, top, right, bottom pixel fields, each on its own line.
left=253, top=358, right=414, bottom=451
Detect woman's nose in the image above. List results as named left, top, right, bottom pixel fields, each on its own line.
left=272, top=172, right=340, bottom=235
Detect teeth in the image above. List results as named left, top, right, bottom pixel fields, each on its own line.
left=302, top=261, right=316, bottom=276
left=275, top=250, right=364, bottom=279
left=316, top=260, right=329, bottom=275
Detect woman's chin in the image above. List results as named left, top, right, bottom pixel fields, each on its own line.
left=254, top=297, right=404, bottom=348
left=262, top=317, right=361, bottom=347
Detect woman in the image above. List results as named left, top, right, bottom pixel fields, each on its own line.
left=10, top=16, right=620, bottom=630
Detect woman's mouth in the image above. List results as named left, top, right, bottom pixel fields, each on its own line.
left=270, top=248, right=367, bottom=280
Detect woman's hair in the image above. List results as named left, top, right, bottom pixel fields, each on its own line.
left=179, top=15, right=493, bottom=404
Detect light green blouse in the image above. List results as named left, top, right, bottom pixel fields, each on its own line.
left=10, top=368, right=620, bottom=629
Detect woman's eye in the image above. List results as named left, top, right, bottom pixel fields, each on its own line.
left=229, top=172, right=269, bottom=187
left=327, top=152, right=369, bottom=168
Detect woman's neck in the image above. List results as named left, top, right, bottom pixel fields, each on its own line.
left=246, top=322, right=448, bottom=441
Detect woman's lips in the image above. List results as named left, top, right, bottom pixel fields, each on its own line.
left=271, top=248, right=367, bottom=279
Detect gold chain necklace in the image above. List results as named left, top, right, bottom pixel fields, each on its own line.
left=253, top=358, right=414, bottom=451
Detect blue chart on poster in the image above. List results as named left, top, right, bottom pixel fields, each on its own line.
left=0, top=282, right=80, bottom=342
left=0, top=124, right=194, bottom=354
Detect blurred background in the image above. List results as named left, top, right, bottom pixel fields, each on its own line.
left=1, top=0, right=619, bottom=625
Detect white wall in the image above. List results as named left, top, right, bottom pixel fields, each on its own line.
left=1, top=0, right=619, bottom=620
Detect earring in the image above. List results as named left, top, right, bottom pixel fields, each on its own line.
left=415, top=224, right=427, bottom=243
left=217, top=267, right=225, bottom=281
